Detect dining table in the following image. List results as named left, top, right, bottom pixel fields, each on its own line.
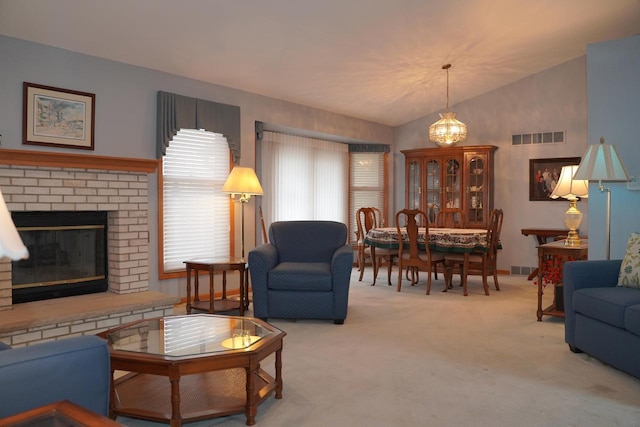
left=364, top=227, right=491, bottom=296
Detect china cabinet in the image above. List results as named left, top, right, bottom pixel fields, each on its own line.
left=401, top=145, right=497, bottom=228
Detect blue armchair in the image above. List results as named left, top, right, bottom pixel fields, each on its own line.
left=248, top=220, right=353, bottom=324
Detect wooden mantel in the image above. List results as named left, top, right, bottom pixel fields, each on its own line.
left=0, top=148, right=158, bottom=173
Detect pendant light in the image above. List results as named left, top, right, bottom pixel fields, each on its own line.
left=428, top=64, right=467, bottom=147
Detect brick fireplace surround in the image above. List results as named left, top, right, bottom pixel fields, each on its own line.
left=0, top=149, right=179, bottom=347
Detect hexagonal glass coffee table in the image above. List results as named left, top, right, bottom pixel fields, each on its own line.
left=99, top=314, right=286, bottom=426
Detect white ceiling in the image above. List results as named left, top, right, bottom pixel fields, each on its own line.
left=1, top=0, right=639, bottom=127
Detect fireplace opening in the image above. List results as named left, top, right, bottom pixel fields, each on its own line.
left=11, top=211, right=108, bottom=304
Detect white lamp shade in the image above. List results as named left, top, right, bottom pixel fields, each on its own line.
left=573, top=138, right=630, bottom=182
left=222, top=167, right=264, bottom=195
left=549, top=165, right=589, bottom=200
left=0, top=190, right=29, bottom=260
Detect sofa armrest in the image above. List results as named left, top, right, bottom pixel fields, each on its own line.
left=0, top=335, right=110, bottom=418
left=330, top=244, right=355, bottom=320
left=563, top=259, right=622, bottom=349
left=248, top=243, right=279, bottom=318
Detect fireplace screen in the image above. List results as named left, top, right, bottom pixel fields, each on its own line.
left=12, top=211, right=108, bottom=303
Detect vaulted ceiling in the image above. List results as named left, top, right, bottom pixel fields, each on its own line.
left=1, top=0, right=639, bottom=126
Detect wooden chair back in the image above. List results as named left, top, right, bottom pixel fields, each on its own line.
left=356, top=207, right=393, bottom=285
left=436, top=208, right=465, bottom=228
left=486, top=208, right=504, bottom=264
left=356, top=207, right=382, bottom=241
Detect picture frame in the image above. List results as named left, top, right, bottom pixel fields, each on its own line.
left=23, top=82, right=95, bottom=150
left=529, top=157, right=581, bottom=201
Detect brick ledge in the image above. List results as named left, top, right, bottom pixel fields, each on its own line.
left=0, top=291, right=180, bottom=333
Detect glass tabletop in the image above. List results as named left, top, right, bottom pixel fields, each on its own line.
left=106, top=314, right=273, bottom=357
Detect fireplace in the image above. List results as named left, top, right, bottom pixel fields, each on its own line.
left=11, top=211, right=108, bottom=304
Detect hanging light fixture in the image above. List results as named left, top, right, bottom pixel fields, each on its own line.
left=428, top=64, right=467, bottom=147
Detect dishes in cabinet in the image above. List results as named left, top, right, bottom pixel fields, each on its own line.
left=473, top=168, right=483, bottom=175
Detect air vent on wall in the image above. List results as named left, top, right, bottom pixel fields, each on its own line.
left=512, top=131, right=564, bottom=145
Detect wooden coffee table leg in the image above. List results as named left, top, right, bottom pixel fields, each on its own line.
left=245, top=366, right=257, bottom=426
left=275, top=347, right=283, bottom=399
left=169, top=376, right=182, bottom=427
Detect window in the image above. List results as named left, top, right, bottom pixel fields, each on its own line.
left=260, top=131, right=349, bottom=226
left=349, top=152, right=387, bottom=244
left=159, top=129, right=230, bottom=276
left=258, top=130, right=388, bottom=246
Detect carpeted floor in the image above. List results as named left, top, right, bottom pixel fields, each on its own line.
left=118, top=269, right=640, bottom=426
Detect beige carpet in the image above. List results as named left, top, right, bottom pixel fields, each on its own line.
left=118, top=269, right=640, bottom=426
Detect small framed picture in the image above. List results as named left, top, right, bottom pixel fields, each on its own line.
left=529, top=157, right=581, bottom=201
left=23, top=82, right=95, bottom=150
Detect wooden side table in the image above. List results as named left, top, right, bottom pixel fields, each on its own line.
left=521, top=228, right=569, bottom=279
left=536, top=239, right=588, bottom=321
left=184, top=257, right=247, bottom=315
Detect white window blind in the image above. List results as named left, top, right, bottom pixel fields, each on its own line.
left=162, top=129, right=230, bottom=272
left=349, top=152, right=386, bottom=244
left=260, top=131, right=348, bottom=226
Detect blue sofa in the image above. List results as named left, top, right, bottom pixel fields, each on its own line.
left=248, top=220, right=353, bottom=324
left=0, top=335, right=111, bottom=418
left=564, top=260, right=640, bottom=379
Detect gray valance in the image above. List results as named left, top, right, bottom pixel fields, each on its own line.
left=349, top=144, right=390, bottom=153
left=156, top=91, right=241, bottom=163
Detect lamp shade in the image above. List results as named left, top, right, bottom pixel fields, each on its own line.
left=0, top=190, right=29, bottom=261
left=549, top=165, right=589, bottom=200
left=573, top=137, right=630, bottom=182
left=222, top=167, right=264, bottom=196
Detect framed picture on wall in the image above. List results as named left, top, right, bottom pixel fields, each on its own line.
left=529, top=157, right=581, bottom=201
left=23, top=82, right=95, bottom=150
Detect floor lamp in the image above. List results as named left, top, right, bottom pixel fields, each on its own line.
left=573, top=137, right=630, bottom=259
left=0, top=189, right=29, bottom=261
left=222, top=167, right=264, bottom=260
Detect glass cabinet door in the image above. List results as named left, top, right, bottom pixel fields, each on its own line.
left=467, top=156, right=485, bottom=226
left=425, top=159, right=441, bottom=224
left=443, top=158, right=461, bottom=210
left=407, top=159, right=421, bottom=211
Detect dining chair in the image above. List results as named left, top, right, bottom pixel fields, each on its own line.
left=443, top=209, right=504, bottom=295
left=356, top=207, right=394, bottom=285
left=395, top=209, right=446, bottom=294
left=405, top=207, right=461, bottom=284
left=436, top=208, right=466, bottom=228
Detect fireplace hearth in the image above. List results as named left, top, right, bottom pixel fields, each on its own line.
left=11, top=211, right=108, bottom=304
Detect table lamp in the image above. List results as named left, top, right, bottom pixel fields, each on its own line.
left=573, top=137, right=630, bottom=259
left=549, top=165, right=589, bottom=247
left=222, top=167, right=264, bottom=259
left=0, top=189, right=29, bottom=260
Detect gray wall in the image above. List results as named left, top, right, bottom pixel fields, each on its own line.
left=0, top=35, right=394, bottom=297
left=395, top=56, right=589, bottom=274
left=586, top=35, right=640, bottom=260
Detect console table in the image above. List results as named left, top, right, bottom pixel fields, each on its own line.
left=536, top=239, right=588, bottom=321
